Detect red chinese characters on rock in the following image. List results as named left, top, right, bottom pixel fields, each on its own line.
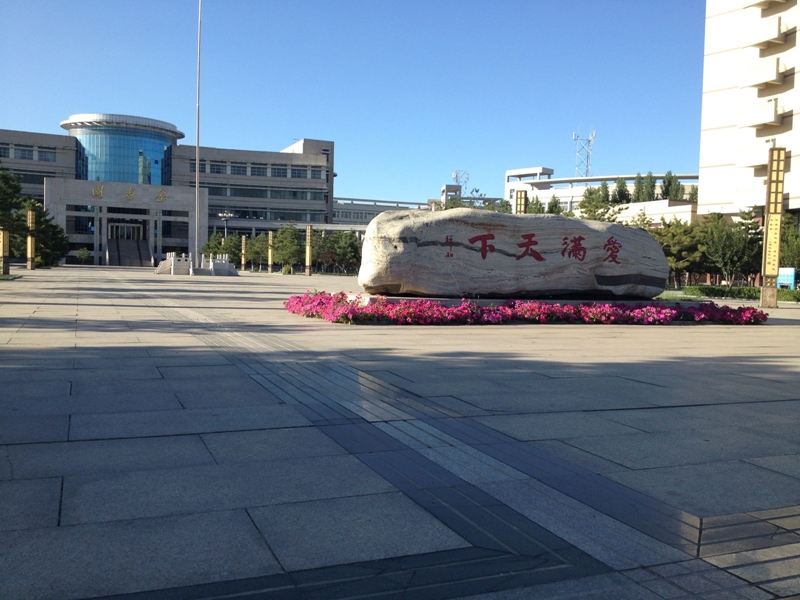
left=603, top=236, right=622, bottom=264
left=516, top=233, right=545, bottom=261
left=444, top=235, right=454, bottom=258
left=468, top=233, right=496, bottom=260
left=561, top=236, right=586, bottom=262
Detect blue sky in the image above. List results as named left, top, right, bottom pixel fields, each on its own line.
left=0, top=0, right=706, bottom=202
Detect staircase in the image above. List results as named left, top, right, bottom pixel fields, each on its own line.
left=107, top=240, right=152, bottom=267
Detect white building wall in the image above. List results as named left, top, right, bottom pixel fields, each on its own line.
left=698, top=0, right=797, bottom=216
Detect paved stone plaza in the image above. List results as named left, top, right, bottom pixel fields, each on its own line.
left=1, top=266, right=800, bottom=600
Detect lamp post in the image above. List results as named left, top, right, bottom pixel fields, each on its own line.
left=219, top=211, right=233, bottom=240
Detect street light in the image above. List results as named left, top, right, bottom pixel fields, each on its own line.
left=219, top=211, right=233, bottom=239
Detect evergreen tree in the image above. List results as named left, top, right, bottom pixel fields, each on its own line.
left=688, top=185, right=698, bottom=203
left=610, top=177, right=632, bottom=205
left=599, top=181, right=610, bottom=204
left=660, top=171, right=685, bottom=201
left=526, top=196, right=545, bottom=214
left=643, top=172, right=657, bottom=202
left=0, top=164, right=24, bottom=231
left=272, top=223, right=304, bottom=268
left=632, top=173, right=644, bottom=203
left=245, top=233, right=271, bottom=270
left=11, top=200, right=69, bottom=267
left=697, top=213, right=758, bottom=287
left=546, top=195, right=563, bottom=215
left=651, top=218, right=702, bottom=288
left=627, top=209, right=653, bottom=229
left=221, top=234, right=242, bottom=267
left=578, top=187, right=621, bottom=222
left=780, top=215, right=800, bottom=274
left=201, top=232, right=223, bottom=256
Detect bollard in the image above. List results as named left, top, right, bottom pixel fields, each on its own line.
left=26, top=210, right=36, bottom=270
left=305, top=225, right=312, bottom=276
left=267, top=230, right=274, bottom=273
left=0, top=228, right=9, bottom=275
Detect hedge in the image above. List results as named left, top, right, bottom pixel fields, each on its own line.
left=682, top=285, right=800, bottom=302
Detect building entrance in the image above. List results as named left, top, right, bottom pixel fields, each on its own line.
left=108, top=223, right=144, bottom=241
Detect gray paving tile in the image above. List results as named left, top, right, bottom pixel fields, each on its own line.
left=733, top=587, right=775, bottom=600
left=747, top=455, right=800, bottom=480
left=569, top=428, right=800, bottom=470
left=201, top=428, right=347, bottom=463
left=7, top=436, right=214, bottom=478
left=670, top=573, right=722, bottom=594
left=0, top=391, right=182, bottom=416
left=0, top=380, right=71, bottom=400
left=459, top=572, right=662, bottom=600
left=529, top=440, right=631, bottom=474
left=249, top=492, right=469, bottom=571
left=482, top=479, right=688, bottom=569
left=158, top=364, right=244, bottom=379
left=166, top=375, right=282, bottom=408
left=0, top=445, right=11, bottom=479
left=474, top=413, right=642, bottom=441
left=0, top=510, right=280, bottom=600
left=640, top=577, right=688, bottom=598
left=0, top=478, right=61, bottom=531
left=61, top=454, right=395, bottom=525
left=761, top=576, right=800, bottom=596
left=730, top=557, right=800, bottom=583
left=0, top=415, right=69, bottom=444
left=609, top=462, right=800, bottom=517
left=69, top=404, right=310, bottom=440
left=418, top=445, right=529, bottom=484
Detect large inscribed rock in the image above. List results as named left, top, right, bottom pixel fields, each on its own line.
left=358, top=209, right=667, bottom=298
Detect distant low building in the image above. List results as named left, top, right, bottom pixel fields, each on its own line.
left=504, top=167, right=699, bottom=221
left=332, top=198, right=429, bottom=226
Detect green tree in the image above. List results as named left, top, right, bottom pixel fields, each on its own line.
left=221, top=234, right=242, bottom=267
left=660, top=171, right=685, bottom=201
left=546, top=195, right=563, bottom=215
left=642, top=171, right=657, bottom=202
left=331, top=231, right=361, bottom=272
left=599, top=181, right=610, bottom=204
left=526, top=196, right=545, bottom=214
left=0, top=164, right=24, bottom=231
left=272, top=223, right=304, bottom=268
left=627, top=209, right=653, bottom=229
left=687, top=185, right=698, bottom=203
left=780, top=215, right=800, bottom=274
left=490, top=199, right=512, bottom=214
left=246, top=232, right=271, bottom=270
left=11, top=200, right=69, bottom=267
left=201, top=232, right=223, bottom=256
left=76, top=247, right=91, bottom=265
left=632, top=173, right=644, bottom=203
left=578, top=187, right=621, bottom=222
left=610, top=177, right=632, bottom=205
left=697, top=213, right=760, bottom=287
left=651, top=218, right=702, bottom=288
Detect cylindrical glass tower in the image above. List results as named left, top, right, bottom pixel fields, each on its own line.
left=60, top=114, right=184, bottom=185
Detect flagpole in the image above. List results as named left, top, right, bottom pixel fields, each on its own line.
left=194, top=0, right=202, bottom=268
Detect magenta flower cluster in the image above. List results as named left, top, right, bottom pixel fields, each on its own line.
left=284, top=292, right=768, bottom=326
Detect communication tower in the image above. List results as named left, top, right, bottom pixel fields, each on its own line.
left=573, top=131, right=596, bottom=178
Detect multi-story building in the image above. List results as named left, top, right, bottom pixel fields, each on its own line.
left=0, top=114, right=335, bottom=264
left=699, top=0, right=797, bottom=218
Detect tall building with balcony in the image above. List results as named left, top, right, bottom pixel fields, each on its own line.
left=698, top=0, right=797, bottom=218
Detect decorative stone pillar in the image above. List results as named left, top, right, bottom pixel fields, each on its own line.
left=241, top=235, right=246, bottom=270
left=267, top=231, right=274, bottom=273
left=305, top=225, right=312, bottom=276
left=0, top=228, right=9, bottom=275
left=26, top=210, right=36, bottom=270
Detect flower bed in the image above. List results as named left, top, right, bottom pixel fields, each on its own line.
left=284, top=292, right=768, bottom=326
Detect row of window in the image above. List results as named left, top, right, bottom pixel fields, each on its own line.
left=208, top=207, right=327, bottom=222
left=201, top=184, right=326, bottom=202
left=190, top=160, right=322, bottom=179
left=0, top=143, right=56, bottom=162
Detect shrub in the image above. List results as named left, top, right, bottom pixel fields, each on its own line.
left=284, top=292, right=768, bottom=326
left=683, top=285, right=800, bottom=302
left=281, top=264, right=292, bottom=275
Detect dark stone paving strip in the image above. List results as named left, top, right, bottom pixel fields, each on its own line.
left=420, top=417, right=703, bottom=554
left=91, top=548, right=606, bottom=600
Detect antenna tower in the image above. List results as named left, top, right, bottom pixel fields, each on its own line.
left=572, top=131, right=596, bottom=178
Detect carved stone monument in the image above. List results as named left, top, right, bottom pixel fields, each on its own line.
left=358, top=209, right=667, bottom=299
